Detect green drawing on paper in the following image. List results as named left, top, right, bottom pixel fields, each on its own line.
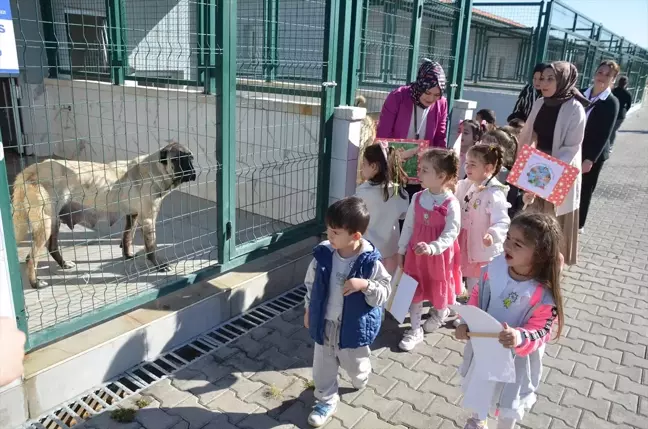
left=390, top=142, right=420, bottom=180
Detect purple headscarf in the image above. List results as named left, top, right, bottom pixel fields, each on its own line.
left=410, top=59, right=446, bottom=109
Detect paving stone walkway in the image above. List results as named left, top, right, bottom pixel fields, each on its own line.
left=79, top=106, right=648, bottom=429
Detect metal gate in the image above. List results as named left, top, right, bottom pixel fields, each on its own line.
left=0, top=0, right=338, bottom=350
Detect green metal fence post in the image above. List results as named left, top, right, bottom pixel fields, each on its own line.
left=39, top=0, right=58, bottom=78
left=316, top=0, right=340, bottom=223
left=534, top=0, right=553, bottom=68
left=215, top=0, right=236, bottom=263
left=263, top=0, right=279, bottom=82
left=344, top=0, right=363, bottom=104
left=0, top=134, right=29, bottom=347
left=197, top=1, right=206, bottom=87
left=358, top=4, right=368, bottom=84
left=454, top=0, right=474, bottom=101
left=334, top=0, right=353, bottom=105
left=105, top=0, right=128, bottom=85
left=406, top=0, right=424, bottom=83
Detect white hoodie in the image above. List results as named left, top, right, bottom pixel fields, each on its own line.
left=355, top=182, right=409, bottom=258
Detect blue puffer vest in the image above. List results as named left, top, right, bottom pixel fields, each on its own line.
left=308, top=242, right=383, bottom=349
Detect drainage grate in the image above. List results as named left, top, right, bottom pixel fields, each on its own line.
left=21, top=285, right=307, bottom=429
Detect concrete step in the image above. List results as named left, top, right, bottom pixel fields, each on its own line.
left=1, top=237, right=316, bottom=427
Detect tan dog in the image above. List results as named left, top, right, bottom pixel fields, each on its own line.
left=12, top=141, right=197, bottom=289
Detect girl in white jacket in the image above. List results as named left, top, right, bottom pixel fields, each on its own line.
left=355, top=142, right=410, bottom=274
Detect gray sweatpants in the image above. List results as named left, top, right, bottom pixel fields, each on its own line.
left=312, top=320, right=372, bottom=405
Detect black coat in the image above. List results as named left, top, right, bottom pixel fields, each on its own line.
left=581, top=91, right=620, bottom=163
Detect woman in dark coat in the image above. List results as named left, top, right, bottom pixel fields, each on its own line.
left=578, top=60, right=621, bottom=232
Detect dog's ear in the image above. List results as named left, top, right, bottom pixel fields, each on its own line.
left=160, top=148, right=168, bottom=165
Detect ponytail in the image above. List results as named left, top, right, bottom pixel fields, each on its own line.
left=363, top=143, right=408, bottom=202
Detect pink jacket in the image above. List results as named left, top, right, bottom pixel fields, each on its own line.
left=468, top=275, right=557, bottom=358
left=376, top=85, right=448, bottom=148
left=456, top=178, right=511, bottom=264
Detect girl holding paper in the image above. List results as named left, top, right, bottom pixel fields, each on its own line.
left=397, top=148, right=462, bottom=352
left=455, top=212, right=565, bottom=429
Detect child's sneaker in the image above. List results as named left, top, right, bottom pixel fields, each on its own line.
left=398, top=328, right=424, bottom=351
left=423, top=308, right=449, bottom=333
left=308, top=402, right=337, bottom=427
left=464, top=417, right=488, bottom=429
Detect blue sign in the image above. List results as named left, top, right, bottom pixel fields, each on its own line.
left=0, top=0, right=19, bottom=75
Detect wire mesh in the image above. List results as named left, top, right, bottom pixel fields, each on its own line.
left=547, top=0, right=648, bottom=96
left=234, top=0, right=324, bottom=244
left=469, top=2, right=542, bottom=88
left=7, top=0, right=219, bottom=340
left=419, top=0, right=460, bottom=76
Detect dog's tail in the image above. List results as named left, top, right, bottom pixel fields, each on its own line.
left=355, top=95, right=367, bottom=108
left=11, top=171, right=52, bottom=244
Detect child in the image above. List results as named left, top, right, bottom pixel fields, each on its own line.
left=476, top=109, right=497, bottom=131
left=303, top=197, right=391, bottom=427
left=455, top=144, right=510, bottom=295
left=458, top=119, right=486, bottom=179
left=355, top=143, right=410, bottom=274
left=482, top=128, right=523, bottom=217
left=455, top=212, right=565, bottom=429
left=507, top=118, right=525, bottom=133
left=397, top=148, right=462, bottom=351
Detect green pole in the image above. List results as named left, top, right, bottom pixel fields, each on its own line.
left=215, top=0, right=237, bottom=262
left=454, top=0, right=474, bottom=100
left=334, top=0, right=353, bottom=105
left=0, top=134, right=30, bottom=347
left=105, top=0, right=128, bottom=85
left=263, top=0, right=279, bottom=81
left=39, top=0, right=58, bottom=78
left=345, top=0, right=364, bottom=104
left=535, top=0, right=553, bottom=67
left=406, top=0, right=424, bottom=83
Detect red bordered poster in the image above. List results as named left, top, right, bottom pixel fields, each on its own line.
left=376, top=139, right=429, bottom=184
left=507, top=145, right=579, bottom=207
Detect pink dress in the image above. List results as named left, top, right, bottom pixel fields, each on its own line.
left=404, top=193, right=462, bottom=309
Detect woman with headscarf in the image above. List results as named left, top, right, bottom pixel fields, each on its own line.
left=507, top=62, right=547, bottom=122
left=518, top=61, right=588, bottom=266
left=377, top=59, right=448, bottom=199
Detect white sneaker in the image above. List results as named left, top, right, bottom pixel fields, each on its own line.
left=308, top=402, right=337, bottom=427
left=578, top=227, right=585, bottom=234
left=423, top=308, right=449, bottom=333
left=399, top=328, right=424, bottom=351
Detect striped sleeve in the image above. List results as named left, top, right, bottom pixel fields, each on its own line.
left=514, top=304, right=558, bottom=357
left=507, top=84, right=535, bottom=122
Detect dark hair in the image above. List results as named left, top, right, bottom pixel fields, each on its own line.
left=482, top=127, right=519, bottom=169
left=617, top=75, right=628, bottom=88
left=460, top=119, right=487, bottom=143
left=507, top=118, right=525, bottom=131
left=533, top=62, right=548, bottom=75
left=363, top=144, right=408, bottom=202
left=477, top=109, right=497, bottom=130
left=466, top=143, right=505, bottom=182
left=325, top=196, right=370, bottom=235
left=510, top=212, right=565, bottom=339
left=598, top=59, right=621, bottom=78
left=420, top=148, right=459, bottom=183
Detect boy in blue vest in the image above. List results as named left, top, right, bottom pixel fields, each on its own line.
left=304, top=196, right=392, bottom=427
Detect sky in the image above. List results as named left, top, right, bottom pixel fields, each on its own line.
left=564, top=0, right=648, bottom=49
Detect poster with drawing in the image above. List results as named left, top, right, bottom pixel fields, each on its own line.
left=506, top=145, right=579, bottom=206
left=377, top=139, right=429, bottom=184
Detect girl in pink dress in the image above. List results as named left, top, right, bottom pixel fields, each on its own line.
left=397, top=148, right=462, bottom=352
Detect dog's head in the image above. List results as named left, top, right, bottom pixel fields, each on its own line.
left=159, top=141, right=197, bottom=185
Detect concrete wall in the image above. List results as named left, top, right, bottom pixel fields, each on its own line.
left=19, top=78, right=320, bottom=227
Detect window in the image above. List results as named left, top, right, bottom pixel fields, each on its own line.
left=65, top=12, right=109, bottom=78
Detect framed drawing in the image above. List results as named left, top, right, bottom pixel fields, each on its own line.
left=507, top=145, right=579, bottom=206
left=376, top=139, right=429, bottom=184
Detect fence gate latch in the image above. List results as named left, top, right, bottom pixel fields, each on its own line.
left=226, top=221, right=232, bottom=240
left=321, top=81, right=338, bottom=88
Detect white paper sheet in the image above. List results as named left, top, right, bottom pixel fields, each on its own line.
left=449, top=304, right=516, bottom=383
left=386, top=268, right=418, bottom=324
